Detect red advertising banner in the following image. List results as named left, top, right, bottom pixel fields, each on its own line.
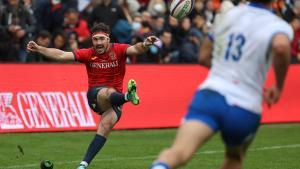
left=0, top=64, right=299, bottom=133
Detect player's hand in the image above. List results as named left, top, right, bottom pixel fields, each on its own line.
left=264, top=86, right=281, bottom=107
left=143, top=36, right=159, bottom=47
left=27, top=41, right=40, bottom=53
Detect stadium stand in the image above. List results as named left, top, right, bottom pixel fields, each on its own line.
left=0, top=0, right=299, bottom=63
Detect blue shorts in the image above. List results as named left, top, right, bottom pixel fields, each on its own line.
left=184, top=89, right=261, bottom=146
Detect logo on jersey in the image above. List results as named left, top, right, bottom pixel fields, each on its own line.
left=91, top=56, right=98, bottom=61
left=89, top=61, right=119, bottom=69
left=109, top=52, right=117, bottom=60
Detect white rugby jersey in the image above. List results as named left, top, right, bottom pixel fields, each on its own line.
left=200, top=3, right=293, bottom=114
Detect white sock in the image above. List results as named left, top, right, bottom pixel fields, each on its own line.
left=124, top=92, right=129, bottom=101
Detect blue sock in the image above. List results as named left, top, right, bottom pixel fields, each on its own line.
left=83, top=134, right=107, bottom=164
left=150, top=161, right=170, bottom=169
left=109, top=92, right=127, bottom=106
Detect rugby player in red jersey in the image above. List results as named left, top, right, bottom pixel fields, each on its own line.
left=27, top=23, right=158, bottom=169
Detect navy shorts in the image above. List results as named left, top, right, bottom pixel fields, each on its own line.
left=184, top=89, right=261, bottom=146
left=87, top=86, right=122, bottom=120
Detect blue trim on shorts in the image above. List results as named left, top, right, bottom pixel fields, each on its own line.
left=184, top=89, right=261, bottom=146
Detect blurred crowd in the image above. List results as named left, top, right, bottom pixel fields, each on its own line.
left=0, top=0, right=300, bottom=64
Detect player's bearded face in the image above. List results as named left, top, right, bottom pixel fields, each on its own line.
left=92, top=33, right=110, bottom=55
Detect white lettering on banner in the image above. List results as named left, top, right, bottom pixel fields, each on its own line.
left=0, top=93, right=24, bottom=129
left=0, top=91, right=96, bottom=131
left=17, top=93, right=50, bottom=129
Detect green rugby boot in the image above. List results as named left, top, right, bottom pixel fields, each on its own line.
left=126, top=79, right=139, bottom=105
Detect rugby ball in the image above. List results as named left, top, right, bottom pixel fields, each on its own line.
left=170, top=0, right=194, bottom=19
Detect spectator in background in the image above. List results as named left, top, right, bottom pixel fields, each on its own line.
left=192, top=14, right=207, bottom=36
left=80, top=0, right=101, bottom=20
left=147, top=0, right=167, bottom=16
left=141, top=10, right=152, bottom=25
left=89, top=0, right=126, bottom=32
left=285, top=9, right=300, bottom=63
left=35, top=0, right=65, bottom=34
left=52, top=30, right=69, bottom=51
left=178, top=28, right=202, bottom=63
left=22, top=0, right=35, bottom=15
left=178, top=17, right=192, bottom=42
left=165, top=15, right=181, bottom=47
left=0, top=0, right=16, bottom=62
left=63, top=8, right=90, bottom=46
left=0, top=0, right=36, bottom=62
left=131, top=13, right=143, bottom=35
left=27, top=30, right=52, bottom=62
left=68, top=31, right=79, bottom=51
left=159, top=29, right=179, bottom=63
left=118, top=0, right=140, bottom=21
left=152, top=15, right=165, bottom=35
left=190, top=0, right=205, bottom=19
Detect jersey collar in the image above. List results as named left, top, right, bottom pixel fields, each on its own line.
left=248, top=2, right=272, bottom=12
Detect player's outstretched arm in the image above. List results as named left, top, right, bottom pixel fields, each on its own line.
left=198, top=36, right=213, bottom=67
left=126, top=36, right=158, bottom=56
left=27, top=41, right=75, bottom=62
left=264, top=33, right=291, bottom=105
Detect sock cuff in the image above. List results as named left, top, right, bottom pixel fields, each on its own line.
left=150, top=161, right=170, bottom=169
left=95, top=134, right=107, bottom=141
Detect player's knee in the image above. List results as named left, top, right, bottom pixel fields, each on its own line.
left=107, top=88, right=117, bottom=95
left=97, top=88, right=116, bottom=99
left=97, top=88, right=109, bottom=97
left=99, top=120, right=114, bottom=134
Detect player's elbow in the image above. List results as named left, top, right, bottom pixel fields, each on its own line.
left=272, top=34, right=291, bottom=60
left=198, top=53, right=211, bottom=67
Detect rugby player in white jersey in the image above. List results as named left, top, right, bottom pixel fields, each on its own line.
left=149, top=0, right=293, bottom=169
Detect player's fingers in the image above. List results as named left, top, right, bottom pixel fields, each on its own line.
left=150, top=36, right=158, bottom=42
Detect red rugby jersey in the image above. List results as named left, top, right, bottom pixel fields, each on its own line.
left=73, top=43, right=129, bottom=92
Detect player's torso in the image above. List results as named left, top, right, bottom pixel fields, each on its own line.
left=201, top=4, right=292, bottom=113
left=86, top=44, right=127, bottom=91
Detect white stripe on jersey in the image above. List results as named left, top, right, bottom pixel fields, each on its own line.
left=200, top=4, right=293, bottom=114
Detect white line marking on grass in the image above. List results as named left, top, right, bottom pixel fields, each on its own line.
left=1, top=144, right=300, bottom=169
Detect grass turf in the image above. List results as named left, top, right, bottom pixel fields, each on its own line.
left=0, top=123, right=299, bottom=169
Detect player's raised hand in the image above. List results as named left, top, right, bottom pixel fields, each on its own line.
left=27, top=41, right=40, bottom=53
left=143, top=36, right=159, bottom=47
left=264, top=86, right=281, bottom=107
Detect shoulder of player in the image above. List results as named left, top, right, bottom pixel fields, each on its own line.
left=73, top=47, right=94, bottom=56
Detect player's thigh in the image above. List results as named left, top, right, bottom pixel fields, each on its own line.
left=97, top=87, right=117, bottom=111
left=171, top=120, right=214, bottom=159
left=220, top=106, right=261, bottom=147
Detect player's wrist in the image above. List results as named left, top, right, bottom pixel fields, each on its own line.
left=142, top=41, right=149, bottom=48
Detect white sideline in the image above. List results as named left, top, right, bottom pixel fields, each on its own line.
left=1, top=144, right=300, bottom=169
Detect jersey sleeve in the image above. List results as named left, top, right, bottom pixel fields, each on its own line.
left=116, top=43, right=130, bottom=61
left=73, top=48, right=92, bottom=63
left=270, top=21, right=294, bottom=41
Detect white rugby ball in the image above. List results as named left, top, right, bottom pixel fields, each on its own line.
left=170, top=0, right=194, bottom=19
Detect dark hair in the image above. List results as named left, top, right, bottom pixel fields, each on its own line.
left=90, top=23, right=110, bottom=35
left=250, top=0, right=273, bottom=4
left=37, top=30, right=52, bottom=39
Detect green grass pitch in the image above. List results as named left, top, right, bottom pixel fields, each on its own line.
left=0, top=124, right=299, bottom=169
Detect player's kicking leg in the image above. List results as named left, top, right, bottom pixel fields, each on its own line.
left=76, top=79, right=139, bottom=169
